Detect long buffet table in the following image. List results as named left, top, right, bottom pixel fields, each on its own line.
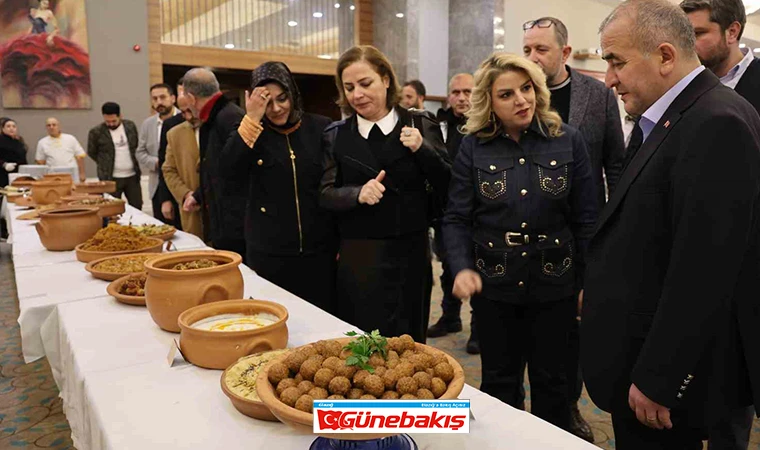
left=4, top=200, right=598, bottom=450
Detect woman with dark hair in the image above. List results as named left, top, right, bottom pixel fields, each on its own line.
left=0, top=117, right=28, bottom=187
left=320, top=46, right=450, bottom=342
left=29, top=0, right=58, bottom=47
left=220, top=61, right=338, bottom=312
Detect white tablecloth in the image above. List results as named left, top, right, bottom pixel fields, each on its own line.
left=7, top=202, right=598, bottom=450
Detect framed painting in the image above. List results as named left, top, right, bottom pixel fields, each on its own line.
left=0, top=0, right=91, bottom=109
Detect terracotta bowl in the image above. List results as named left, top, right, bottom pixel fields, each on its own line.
left=106, top=273, right=147, bottom=306
left=140, top=228, right=176, bottom=241
left=59, top=194, right=102, bottom=203
left=144, top=250, right=244, bottom=333
left=256, top=338, right=466, bottom=440
left=85, top=253, right=162, bottom=281
left=30, top=180, right=72, bottom=205
left=6, top=192, right=23, bottom=203
left=11, top=176, right=36, bottom=187
left=68, top=198, right=126, bottom=218
left=35, top=207, right=102, bottom=251
left=42, top=173, right=73, bottom=183
left=14, top=196, right=36, bottom=208
left=74, top=181, right=117, bottom=194
left=220, top=350, right=290, bottom=422
left=178, top=299, right=289, bottom=370
left=75, top=237, right=164, bottom=263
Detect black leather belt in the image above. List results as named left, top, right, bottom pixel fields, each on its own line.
left=505, top=232, right=548, bottom=247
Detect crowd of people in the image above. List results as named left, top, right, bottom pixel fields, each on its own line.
left=3, top=0, right=760, bottom=447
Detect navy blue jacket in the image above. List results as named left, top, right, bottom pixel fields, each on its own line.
left=443, top=120, right=598, bottom=303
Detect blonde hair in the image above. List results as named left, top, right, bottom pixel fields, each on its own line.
left=335, top=46, right=401, bottom=115
left=464, top=53, right=563, bottom=139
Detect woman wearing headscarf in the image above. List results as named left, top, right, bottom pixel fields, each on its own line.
left=0, top=117, right=28, bottom=187
left=220, top=62, right=337, bottom=312
left=320, top=46, right=450, bottom=343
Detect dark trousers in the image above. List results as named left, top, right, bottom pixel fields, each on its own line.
left=567, top=317, right=583, bottom=402
left=113, top=175, right=142, bottom=210
left=472, top=294, right=575, bottom=430
left=612, top=407, right=705, bottom=450
left=707, top=406, right=754, bottom=450
left=151, top=194, right=182, bottom=229
left=248, top=250, right=337, bottom=314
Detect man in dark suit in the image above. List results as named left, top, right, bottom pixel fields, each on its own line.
left=682, top=1, right=760, bottom=448
left=523, top=16, right=626, bottom=442
left=156, top=78, right=186, bottom=230
left=582, top=1, right=760, bottom=448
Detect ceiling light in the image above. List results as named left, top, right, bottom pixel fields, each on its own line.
left=349, top=5, right=355, bottom=10
left=740, top=43, right=747, bottom=48
left=396, top=13, right=404, bottom=18
left=224, top=43, right=235, bottom=49
left=318, top=54, right=332, bottom=59
left=334, top=3, right=340, bottom=8
left=744, top=0, right=760, bottom=14
left=313, top=12, right=323, bottom=18
left=494, top=44, right=505, bottom=49
left=246, top=38, right=251, bottom=43
left=288, top=20, right=298, bottom=27
left=494, top=17, right=503, bottom=24
left=494, top=28, right=505, bottom=36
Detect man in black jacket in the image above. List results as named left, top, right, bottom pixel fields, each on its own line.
left=182, top=68, right=246, bottom=258
left=583, top=1, right=760, bottom=448
left=682, top=1, right=760, bottom=448
left=156, top=78, right=186, bottom=230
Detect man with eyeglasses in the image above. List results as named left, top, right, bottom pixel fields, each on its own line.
left=523, top=16, right=626, bottom=444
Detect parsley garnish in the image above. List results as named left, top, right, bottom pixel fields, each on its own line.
left=343, top=330, right=388, bottom=373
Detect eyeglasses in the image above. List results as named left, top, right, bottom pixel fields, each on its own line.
left=523, top=18, right=554, bottom=31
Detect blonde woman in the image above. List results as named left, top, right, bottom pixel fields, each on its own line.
left=442, top=53, right=598, bottom=430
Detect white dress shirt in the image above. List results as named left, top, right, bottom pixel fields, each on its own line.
left=357, top=109, right=398, bottom=139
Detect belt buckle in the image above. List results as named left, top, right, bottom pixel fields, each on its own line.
left=505, top=232, right=525, bottom=247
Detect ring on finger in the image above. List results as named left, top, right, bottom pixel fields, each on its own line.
left=404, top=129, right=412, bottom=136
left=260, top=94, right=268, bottom=100
left=646, top=417, right=656, bottom=422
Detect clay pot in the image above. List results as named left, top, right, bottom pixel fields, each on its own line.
left=14, top=196, right=36, bottom=207
left=6, top=192, right=23, bottom=203
left=144, top=251, right=244, bottom=333
left=74, top=181, right=117, bottom=194
left=178, top=299, right=289, bottom=370
left=220, top=350, right=289, bottom=422
left=35, top=207, right=102, bottom=251
left=59, top=194, right=101, bottom=203
left=42, top=173, right=73, bottom=183
left=107, top=273, right=147, bottom=306
left=30, top=180, right=72, bottom=205
left=256, top=338, right=466, bottom=440
left=75, top=238, right=164, bottom=263
left=68, top=198, right=125, bottom=218
left=11, top=176, right=36, bottom=187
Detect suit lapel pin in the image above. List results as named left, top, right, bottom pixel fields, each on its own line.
left=664, top=120, right=671, bottom=128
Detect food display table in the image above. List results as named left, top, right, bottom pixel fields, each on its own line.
left=4, top=200, right=599, bottom=450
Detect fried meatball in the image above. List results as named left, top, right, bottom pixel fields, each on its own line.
left=339, top=348, right=353, bottom=360
left=387, top=350, right=400, bottom=361
left=313, top=340, right=329, bottom=356
left=301, top=345, right=318, bottom=358
left=267, top=362, right=290, bottom=386
left=285, top=350, right=309, bottom=373
left=400, top=394, right=418, bottom=400
left=382, top=369, right=400, bottom=390
left=308, top=387, right=329, bottom=400
left=276, top=378, right=298, bottom=396
left=425, top=368, right=435, bottom=378
left=322, top=356, right=342, bottom=372
left=324, top=341, right=344, bottom=358
left=328, top=394, right=346, bottom=400
left=434, top=362, right=454, bottom=383
left=299, top=358, right=322, bottom=381
left=431, top=378, right=447, bottom=398
left=417, top=388, right=435, bottom=400
left=335, top=363, right=358, bottom=379
left=374, top=366, right=387, bottom=378
left=431, top=352, right=448, bottom=367
left=294, top=373, right=304, bottom=384
left=306, top=354, right=326, bottom=366
left=387, top=337, right=404, bottom=354
left=381, top=391, right=400, bottom=400
left=409, top=353, right=433, bottom=372
left=396, top=376, right=419, bottom=395
left=412, top=372, right=432, bottom=390
left=363, top=374, right=385, bottom=397
left=399, top=334, right=416, bottom=352
left=297, top=380, right=315, bottom=395
left=387, top=358, right=400, bottom=370
left=313, top=368, right=336, bottom=389
left=347, top=388, right=364, bottom=399
left=328, top=376, right=352, bottom=396
left=395, top=361, right=415, bottom=378
left=368, top=353, right=386, bottom=368
left=280, top=386, right=301, bottom=407
left=295, top=394, right=314, bottom=413
left=353, top=369, right=371, bottom=389
left=400, top=350, right=416, bottom=360
left=360, top=394, right=377, bottom=400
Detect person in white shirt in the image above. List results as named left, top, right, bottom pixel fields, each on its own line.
left=86, top=102, right=142, bottom=209
left=35, top=117, right=86, bottom=182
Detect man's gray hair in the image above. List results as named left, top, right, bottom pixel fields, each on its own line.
left=182, top=68, right=220, bottom=98
left=599, top=0, right=697, bottom=56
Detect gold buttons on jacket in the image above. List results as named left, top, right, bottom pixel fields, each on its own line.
left=555, top=239, right=561, bottom=245
left=521, top=222, right=528, bottom=229
left=257, top=159, right=263, bottom=166
left=519, top=158, right=526, bottom=165
left=520, top=189, right=528, bottom=196
left=260, top=207, right=267, bottom=213
left=522, top=252, right=528, bottom=258
left=550, top=160, right=557, bottom=166
left=489, top=164, right=496, bottom=171
left=518, top=281, right=525, bottom=287
left=488, top=242, right=494, bottom=248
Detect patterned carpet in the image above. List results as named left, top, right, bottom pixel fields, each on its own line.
left=0, top=241, right=759, bottom=449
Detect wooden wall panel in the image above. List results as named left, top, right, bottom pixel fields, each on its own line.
left=147, top=0, right=164, bottom=87
left=355, top=0, right=373, bottom=45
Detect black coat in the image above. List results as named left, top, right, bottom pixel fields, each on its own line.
left=157, top=113, right=185, bottom=206
left=0, top=134, right=27, bottom=187
left=86, top=120, right=141, bottom=181
left=437, top=107, right=467, bottom=162
left=736, top=57, right=760, bottom=113
left=320, top=107, right=450, bottom=239
left=581, top=70, right=760, bottom=423
left=443, top=121, right=598, bottom=303
left=220, top=113, right=337, bottom=256
left=194, top=95, right=247, bottom=245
